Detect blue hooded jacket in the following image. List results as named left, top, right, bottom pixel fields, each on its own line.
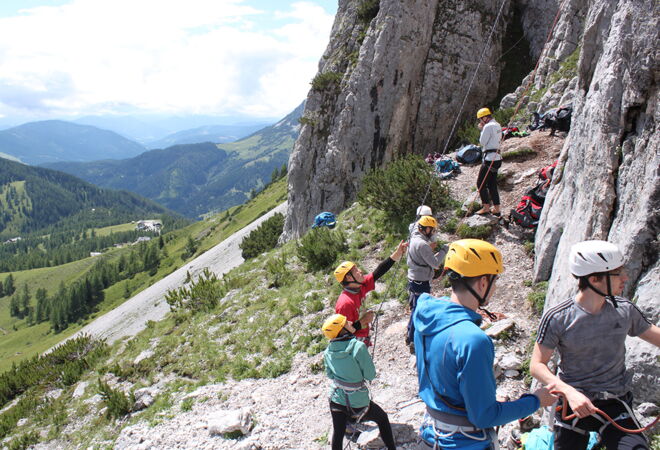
left=413, top=294, right=539, bottom=445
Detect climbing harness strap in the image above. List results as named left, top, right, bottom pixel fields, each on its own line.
left=426, top=406, right=479, bottom=429
left=332, top=379, right=367, bottom=392
left=331, top=379, right=370, bottom=423
left=421, top=411, right=498, bottom=449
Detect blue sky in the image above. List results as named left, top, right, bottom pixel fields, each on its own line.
left=0, top=0, right=337, bottom=120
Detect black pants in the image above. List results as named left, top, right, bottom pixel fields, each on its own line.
left=406, top=280, right=431, bottom=345
left=330, top=401, right=396, bottom=450
left=477, top=160, right=502, bottom=205
left=554, top=393, right=648, bottom=450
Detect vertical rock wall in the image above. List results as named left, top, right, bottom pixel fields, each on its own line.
left=533, top=0, right=659, bottom=403
left=283, top=0, right=515, bottom=239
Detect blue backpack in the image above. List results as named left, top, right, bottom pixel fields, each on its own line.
left=455, top=144, right=482, bottom=164
left=434, top=158, right=460, bottom=173
left=434, top=158, right=461, bottom=179
left=312, top=212, right=336, bottom=229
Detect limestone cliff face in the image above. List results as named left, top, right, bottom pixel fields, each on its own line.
left=285, top=0, right=658, bottom=401
left=531, top=0, right=659, bottom=403
left=283, top=0, right=541, bottom=239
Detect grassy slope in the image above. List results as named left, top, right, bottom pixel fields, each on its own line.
left=0, top=193, right=412, bottom=448
left=0, top=179, right=287, bottom=374
left=94, top=222, right=138, bottom=236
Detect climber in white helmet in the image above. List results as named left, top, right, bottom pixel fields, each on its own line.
left=409, top=205, right=433, bottom=234
left=530, top=240, right=660, bottom=450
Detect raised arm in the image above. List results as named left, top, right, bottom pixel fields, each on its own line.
left=372, top=240, right=408, bottom=281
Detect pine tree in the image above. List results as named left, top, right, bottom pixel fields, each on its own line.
left=4, top=274, right=15, bottom=296
left=19, top=284, right=30, bottom=318
left=35, top=288, right=48, bottom=322
left=9, top=294, right=20, bottom=318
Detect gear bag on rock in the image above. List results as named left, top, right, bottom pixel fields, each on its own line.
left=455, top=144, right=482, bottom=164
left=509, top=182, right=549, bottom=228
left=538, top=161, right=558, bottom=181
left=434, top=158, right=461, bottom=179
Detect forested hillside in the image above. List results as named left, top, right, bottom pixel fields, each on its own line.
left=0, top=120, right=146, bottom=165
left=44, top=103, right=304, bottom=218
left=0, top=157, right=180, bottom=239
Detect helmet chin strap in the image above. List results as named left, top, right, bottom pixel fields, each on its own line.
left=585, top=274, right=618, bottom=308
left=459, top=275, right=495, bottom=307
left=343, top=273, right=364, bottom=289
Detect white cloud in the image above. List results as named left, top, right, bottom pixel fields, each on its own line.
left=0, top=0, right=334, bottom=118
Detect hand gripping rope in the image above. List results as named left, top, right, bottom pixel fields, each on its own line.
left=552, top=391, right=660, bottom=434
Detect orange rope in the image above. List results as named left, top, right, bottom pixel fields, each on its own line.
left=552, top=391, right=660, bottom=434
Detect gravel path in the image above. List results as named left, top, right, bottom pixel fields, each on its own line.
left=66, top=203, right=288, bottom=345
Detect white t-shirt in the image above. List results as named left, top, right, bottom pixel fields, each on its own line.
left=479, top=120, right=502, bottom=161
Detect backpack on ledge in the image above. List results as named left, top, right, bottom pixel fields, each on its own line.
left=509, top=182, right=549, bottom=228
left=455, top=144, right=482, bottom=165
left=510, top=196, right=543, bottom=228
left=539, top=160, right=558, bottom=181
left=434, top=158, right=461, bottom=179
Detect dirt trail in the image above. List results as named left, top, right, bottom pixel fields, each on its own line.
left=65, top=203, right=288, bottom=345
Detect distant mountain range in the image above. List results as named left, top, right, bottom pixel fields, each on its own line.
left=73, top=114, right=274, bottom=145
left=0, top=120, right=147, bottom=165
left=44, top=102, right=304, bottom=218
left=0, top=157, right=176, bottom=238
left=146, top=123, right=266, bottom=149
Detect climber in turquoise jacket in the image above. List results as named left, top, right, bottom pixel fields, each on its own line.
left=413, top=239, right=556, bottom=449
left=322, top=314, right=395, bottom=450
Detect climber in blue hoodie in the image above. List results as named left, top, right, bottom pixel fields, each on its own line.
left=413, top=239, right=556, bottom=449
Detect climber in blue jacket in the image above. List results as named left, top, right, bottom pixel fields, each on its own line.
left=413, top=239, right=556, bottom=449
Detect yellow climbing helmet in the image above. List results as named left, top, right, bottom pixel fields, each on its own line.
left=334, top=261, right=356, bottom=283
left=322, top=313, right=347, bottom=339
left=477, top=107, right=492, bottom=119
left=418, top=215, right=437, bottom=228
left=444, top=239, right=503, bottom=277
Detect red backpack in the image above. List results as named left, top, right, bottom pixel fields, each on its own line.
left=539, top=161, right=558, bottom=181
left=510, top=196, right=543, bottom=228
left=509, top=182, right=548, bottom=228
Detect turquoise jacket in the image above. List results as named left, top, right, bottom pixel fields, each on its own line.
left=414, top=294, right=540, bottom=447
left=324, top=335, right=375, bottom=408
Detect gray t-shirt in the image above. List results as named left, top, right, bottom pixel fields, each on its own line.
left=536, top=296, right=651, bottom=398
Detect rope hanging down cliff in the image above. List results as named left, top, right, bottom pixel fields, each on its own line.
left=371, top=0, right=510, bottom=360
left=372, top=0, right=570, bottom=359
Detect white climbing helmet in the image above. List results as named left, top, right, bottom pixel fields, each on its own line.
left=568, top=240, right=624, bottom=277
left=416, top=205, right=432, bottom=216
